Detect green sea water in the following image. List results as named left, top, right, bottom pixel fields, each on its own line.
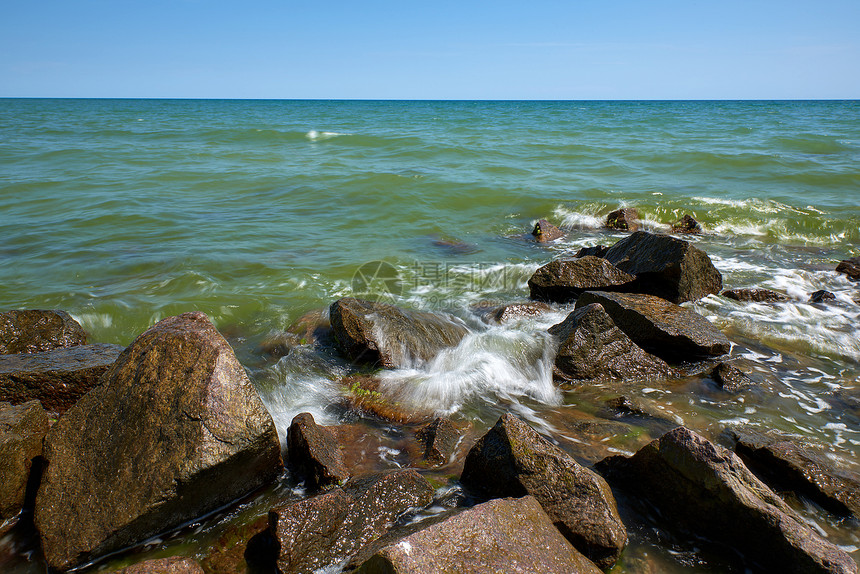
left=1, top=99, right=859, bottom=572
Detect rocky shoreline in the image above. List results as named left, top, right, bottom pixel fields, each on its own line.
left=1, top=228, right=858, bottom=573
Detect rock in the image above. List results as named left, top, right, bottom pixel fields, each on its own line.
left=602, top=231, right=723, bottom=303
left=671, top=214, right=702, bottom=234
left=287, top=412, right=349, bottom=490
left=809, top=290, right=837, bottom=304
left=711, top=362, right=755, bottom=392
left=0, top=310, right=87, bottom=355
left=268, top=469, right=434, bottom=574
left=532, top=219, right=565, bottom=242
left=548, top=304, right=674, bottom=383
left=722, top=288, right=790, bottom=303
left=528, top=257, right=635, bottom=303
left=574, top=245, right=609, bottom=258
left=341, top=375, right=434, bottom=425
left=605, top=208, right=639, bottom=232
left=415, top=417, right=460, bottom=466
left=460, top=413, right=627, bottom=570
left=430, top=236, right=480, bottom=255
left=601, top=395, right=681, bottom=433
left=726, top=427, right=860, bottom=517
left=575, top=291, right=730, bottom=360
left=596, top=427, right=857, bottom=574
left=353, top=496, right=602, bottom=574
left=0, top=344, right=124, bottom=415
left=480, top=301, right=551, bottom=324
left=836, top=256, right=860, bottom=281
left=329, top=298, right=468, bottom=369
left=200, top=514, right=271, bottom=574
left=0, top=400, right=48, bottom=533
left=34, top=313, right=283, bottom=572
left=112, top=556, right=205, bottom=574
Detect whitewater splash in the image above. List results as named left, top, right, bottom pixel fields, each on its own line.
left=306, top=130, right=348, bottom=141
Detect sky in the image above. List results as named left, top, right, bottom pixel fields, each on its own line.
left=1, top=0, right=858, bottom=99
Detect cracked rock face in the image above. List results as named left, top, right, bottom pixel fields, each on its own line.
left=34, top=313, right=282, bottom=571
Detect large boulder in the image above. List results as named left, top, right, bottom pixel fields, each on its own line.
left=0, top=343, right=124, bottom=414
left=287, top=412, right=349, bottom=490
left=836, top=256, right=860, bottom=281
left=532, top=219, right=565, bottom=242
left=575, top=291, right=730, bottom=360
left=0, top=310, right=87, bottom=355
left=0, top=400, right=48, bottom=534
left=353, top=496, right=602, bottom=574
left=528, top=257, right=635, bottom=303
left=727, top=427, right=860, bottom=517
left=602, top=231, right=723, bottom=303
left=329, top=298, right=468, bottom=369
left=596, top=427, right=857, bottom=574
left=548, top=303, right=674, bottom=383
left=268, top=469, right=434, bottom=574
left=460, top=413, right=627, bottom=570
left=34, top=312, right=283, bottom=571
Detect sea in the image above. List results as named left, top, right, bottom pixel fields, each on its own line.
left=1, top=99, right=858, bottom=572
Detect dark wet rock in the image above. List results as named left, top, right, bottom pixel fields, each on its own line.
left=0, top=310, right=87, bottom=355
left=288, top=412, right=349, bottom=490
left=726, top=427, right=860, bottom=518
left=415, top=417, right=461, bottom=466
left=112, top=556, right=205, bottom=574
left=329, top=298, right=468, bottom=369
left=601, top=231, right=723, bottom=303
left=596, top=427, right=857, bottom=574
left=430, top=236, right=480, bottom=255
left=722, top=288, right=790, bottom=303
left=0, top=400, right=48, bottom=534
left=605, top=208, right=639, bottom=232
left=480, top=301, right=552, bottom=324
left=548, top=303, right=674, bottom=383
left=576, top=291, right=730, bottom=360
left=341, top=375, right=434, bottom=425
left=0, top=343, right=124, bottom=415
left=574, top=245, right=610, bottom=258
left=711, top=362, right=756, bottom=392
left=268, top=469, right=434, bottom=574
left=532, top=219, right=565, bottom=242
left=35, top=312, right=283, bottom=572
left=528, top=257, right=635, bottom=303
left=836, top=256, right=860, bottom=281
left=460, top=413, right=627, bottom=570
left=601, top=395, right=680, bottom=430
left=809, top=290, right=837, bottom=304
left=200, top=514, right=271, bottom=574
left=353, top=496, right=602, bottom=574
left=671, top=214, right=703, bottom=234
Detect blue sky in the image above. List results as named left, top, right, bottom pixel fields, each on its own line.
left=2, top=0, right=858, bottom=99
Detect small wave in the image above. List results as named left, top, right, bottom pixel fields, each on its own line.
left=306, top=130, right=349, bottom=141
left=552, top=204, right=606, bottom=229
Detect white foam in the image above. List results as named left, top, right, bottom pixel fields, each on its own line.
left=306, top=130, right=348, bottom=141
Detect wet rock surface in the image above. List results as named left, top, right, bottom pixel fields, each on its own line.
left=574, top=244, right=610, bottom=258
left=34, top=313, right=283, bottom=572
left=0, top=310, right=87, bottom=355
left=460, top=413, right=627, bottom=570
left=0, top=343, right=124, bottom=415
left=836, top=256, right=860, bottom=281
left=414, top=417, right=461, bottom=466
left=0, top=400, right=48, bottom=533
left=330, top=298, right=468, bottom=369
left=528, top=256, right=636, bottom=303
left=575, top=291, right=731, bottom=360
left=479, top=301, right=552, bottom=323
left=605, top=208, right=639, bottom=231
left=268, top=469, right=434, bottom=574
left=532, top=219, right=565, bottom=242
left=809, top=289, right=837, bottom=304
left=288, top=412, right=350, bottom=490
left=596, top=427, right=858, bottom=574
left=671, top=214, right=702, bottom=234
left=710, top=361, right=756, bottom=392
left=548, top=303, right=674, bottom=383
left=353, top=496, right=602, bottom=574
left=111, top=556, right=205, bottom=574
left=722, top=287, right=791, bottom=302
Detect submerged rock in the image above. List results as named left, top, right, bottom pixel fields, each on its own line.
left=548, top=303, right=674, bottom=383
left=480, top=301, right=552, bottom=324
left=329, top=298, right=468, bottom=369
left=603, top=231, right=723, bottom=303
left=605, top=208, right=639, bottom=231
left=268, top=469, right=434, bottom=574
left=0, top=343, right=124, bottom=415
left=287, top=412, right=349, bottom=490
left=35, top=313, right=283, bottom=572
left=354, top=496, right=601, bottom=574
left=596, top=427, right=857, bottom=574
left=341, top=374, right=434, bottom=424
left=528, top=256, right=635, bottom=303
left=0, top=400, right=48, bottom=534
left=460, top=413, right=627, bottom=570
left=722, top=288, right=790, bottom=303
left=532, top=219, right=565, bottom=242
left=836, top=256, right=860, bottom=281
left=671, top=214, right=703, bottom=234
left=0, top=310, right=87, bottom=355
left=576, top=291, right=730, bottom=360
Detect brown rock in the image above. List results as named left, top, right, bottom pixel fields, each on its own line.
left=711, top=362, right=755, bottom=392
left=532, top=219, right=565, bottom=242
left=460, top=413, right=627, bottom=570
left=836, top=256, right=860, bottom=281
left=671, top=214, right=702, bottom=234
left=415, top=417, right=461, bottom=466
left=341, top=375, right=434, bottom=425
left=0, top=343, right=124, bottom=415
left=287, top=412, right=349, bottom=490
left=722, top=288, right=790, bottom=303
left=113, top=556, right=205, bottom=574
left=528, top=256, right=635, bottom=303
left=0, top=310, right=87, bottom=355
left=573, top=245, right=610, bottom=258
left=34, top=313, right=283, bottom=572
left=605, top=208, right=639, bottom=231
left=809, top=290, right=837, bottom=304
left=0, top=400, right=48, bottom=533
left=200, top=514, right=271, bottom=574
left=480, top=301, right=552, bottom=324
left=354, top=496, right=602, bottom=574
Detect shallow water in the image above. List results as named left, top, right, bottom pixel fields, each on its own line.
left=1, top=99, right=858, bottom=572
